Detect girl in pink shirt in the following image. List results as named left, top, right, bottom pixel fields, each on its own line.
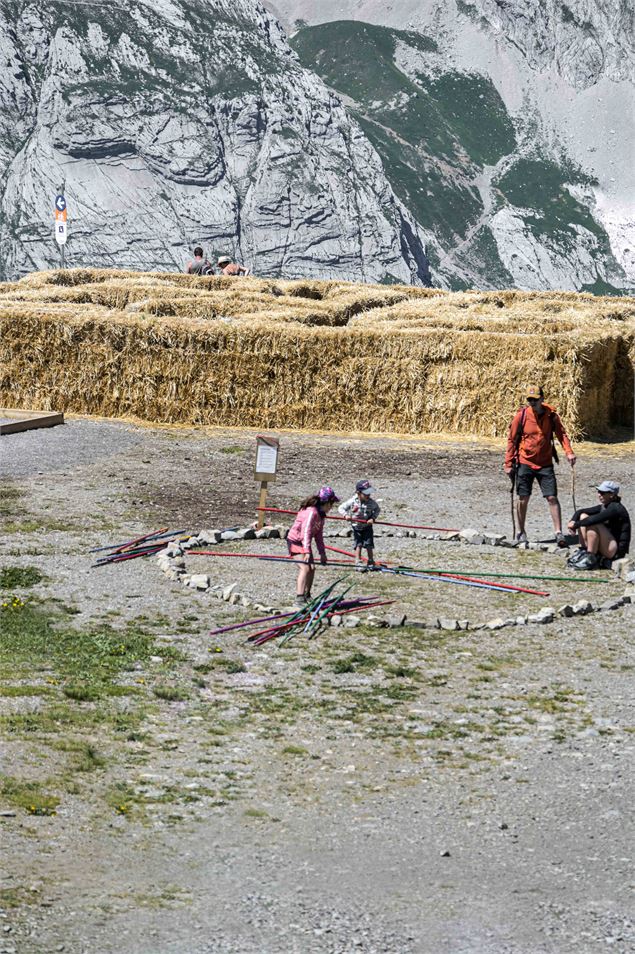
left=287, top=486, right=340, bottom=606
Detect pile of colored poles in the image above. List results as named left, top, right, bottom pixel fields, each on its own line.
left=208, top=579, right=395, bottom=647
left=90, top=528, right=188, bottom=568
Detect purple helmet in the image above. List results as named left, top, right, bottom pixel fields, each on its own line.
left=318, top=485, right=340, bottom=503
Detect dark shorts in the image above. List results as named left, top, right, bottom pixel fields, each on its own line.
left=352, top=523, right=374, bottom=550
left=516, top=464, right=557, bottom=499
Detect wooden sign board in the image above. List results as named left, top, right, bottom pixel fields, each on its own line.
left=254, top=434, right=279, bottom=482
left=0, top=408, right=64, bottom=435
left=254, top=435, right=280, bottom=529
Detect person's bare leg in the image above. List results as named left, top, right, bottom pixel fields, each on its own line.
left=304, top=565, right=315, bottom=598
left=546, top=495, right=562, bottom=534
left=577, top=515, right=590, bottom=549
left=516, top=496, right=529, bottom=533
left=367, top=547, right=374, bottom=565
left=587, top=524, right=618, bottom=559
left=295, top=557, right=312, bottom=598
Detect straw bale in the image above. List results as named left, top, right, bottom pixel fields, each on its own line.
left=1, top=269, right=634, bottom=439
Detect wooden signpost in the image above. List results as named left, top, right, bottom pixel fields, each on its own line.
left=254, top=435, right=279, bottom=528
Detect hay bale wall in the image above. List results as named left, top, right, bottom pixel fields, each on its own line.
left=1, top=269, right=634, bottom=439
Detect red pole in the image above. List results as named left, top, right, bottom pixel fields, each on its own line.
left=256, top=506, right=459, bottom=533
left=115, top=527, right=168, bottom=554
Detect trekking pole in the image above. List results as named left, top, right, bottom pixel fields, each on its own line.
left=510, top=465, right=517, bottom=541
left=571, top=462, right=577, bottom=513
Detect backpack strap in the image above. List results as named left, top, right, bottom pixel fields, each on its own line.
left=513, top=407, right=527, bottom=462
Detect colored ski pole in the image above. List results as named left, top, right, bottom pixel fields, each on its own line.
left=324, top=544, right=548, bottom=596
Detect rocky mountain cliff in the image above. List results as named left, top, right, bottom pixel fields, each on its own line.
left=270, top=0, right=634, bottom=293
left=0, top=0, right=431, bottom=284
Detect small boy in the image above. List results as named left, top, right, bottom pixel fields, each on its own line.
left=338, top=479, right=381, bottom=571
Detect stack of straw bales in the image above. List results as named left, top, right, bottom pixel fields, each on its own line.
left=1, top=269, right=633, bottom=439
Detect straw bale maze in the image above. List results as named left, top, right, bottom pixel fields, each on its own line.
left=1, top=269, right=634, bottom=439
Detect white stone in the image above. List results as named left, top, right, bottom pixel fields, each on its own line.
left=528, top=607, right=555, bottom=624
left=438, top=618, right=459, bottom=630
left=486, top=618, right=508, bottom=630
left=188, top=574, right=210, bottom=590
left=460, top=529, right=484, bottom=545
left=222, top=583, right=239, bottom=601
left=483, top=533, right=506, bottom=546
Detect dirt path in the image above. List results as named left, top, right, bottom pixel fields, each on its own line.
left=0, top=418, right=633, bottom=953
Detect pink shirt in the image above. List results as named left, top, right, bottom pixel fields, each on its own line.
left=287, top=506, right=326, bottom=559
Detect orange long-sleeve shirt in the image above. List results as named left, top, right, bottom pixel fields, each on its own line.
left=505, top=403, right=573, bottom=471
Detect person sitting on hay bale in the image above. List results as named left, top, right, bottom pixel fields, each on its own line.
left=567, top=481, right=631, bottom=570
left=184, top=246, right=214, bottom=275
left=504, top=385, right=576, bottom=546
left=217, top=255, right=249, bottom=276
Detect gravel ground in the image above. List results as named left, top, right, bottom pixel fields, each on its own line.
left=0, top=418, right=633, bottom=954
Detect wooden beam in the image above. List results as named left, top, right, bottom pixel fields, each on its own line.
left=0, top=409, right=64, bottom=435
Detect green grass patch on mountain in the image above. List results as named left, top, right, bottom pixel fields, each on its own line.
left=496, top=158, right=608, bottom=248
left=292, top=20, right=516, bottom=256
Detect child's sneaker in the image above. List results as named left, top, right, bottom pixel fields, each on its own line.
left=515, top=531, right=528, bottom=544
left=367, top=561, right=378, bottom=571
left=293, top=595, right=307, bottom=608
left=555, top=531, right=567, bottom=548
left=355, top=561, right=367, bottom=573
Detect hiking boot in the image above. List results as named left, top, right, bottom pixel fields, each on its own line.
left=573, top=552, right=599, bottom=571
left=599, top=556, right=613, bottom=570
left=555, top=531, right=567, bottom=548
left=515, top=531, right=528, bottom=544
left=566, top=548, right=587, bottom=567
left=293, top=595, right=307, bottom=608
left=355, top=561, right=367, bottom=573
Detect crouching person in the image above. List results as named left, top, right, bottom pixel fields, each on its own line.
left=567, top=481, right=631, bottom=570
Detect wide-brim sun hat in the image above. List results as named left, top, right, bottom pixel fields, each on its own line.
left=217, top=256, right=232, bottom=265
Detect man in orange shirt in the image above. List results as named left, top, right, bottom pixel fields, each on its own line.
left=504, top=385, right=576, bottom=545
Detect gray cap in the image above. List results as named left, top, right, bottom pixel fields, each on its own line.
left=597, top=480, right=619, bottom=494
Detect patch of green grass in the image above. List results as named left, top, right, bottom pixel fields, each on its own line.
left=213, top=659, right=247, bottom=674
left=219, top=445, right=245, bottom=454
left=0, top=775, right=59, bottom=815
left=0, top=684, right=52, bottom=697
left=384, top=663, right=418, bottom=679
left=0, top=566, right=43, bottom=588
left=282, top=744, right=308, bottom=756
left=0, top=600, right=157, bottom=702
left=0, top=886, right=41, bottom=908
left=331, top=652, right=378, bottom=674
left=0, top=485, right=25, bottom=517
left=496, top=158, right=608, bottom=247
left=153, top=684, right=189, bottom=702
left=243, top=807, right=269, bottom=819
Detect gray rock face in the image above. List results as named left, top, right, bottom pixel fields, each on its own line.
left=464, top=0, right=634, bottom=89
left=0, top=0, right=430, bottom=284
left=272, top=0, right=634, bottom=292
